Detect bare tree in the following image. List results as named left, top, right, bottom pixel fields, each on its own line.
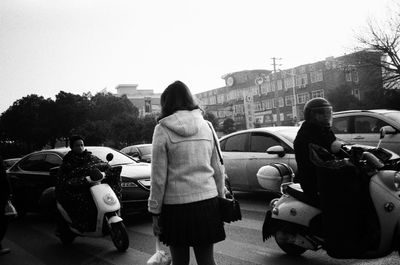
left=356, top=3, right=400, bottom=89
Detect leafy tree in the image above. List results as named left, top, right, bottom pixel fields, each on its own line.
left=203, top=112, right=219, bottom=130
left=222, top=118, right=236, bottom=134
left=139, top=114, right=158, bottom=143
left=0, top=95, right=56, bottom=152
left=54, top=91, right=91, bottom=145
left=89, top=93, right=139, bottom=121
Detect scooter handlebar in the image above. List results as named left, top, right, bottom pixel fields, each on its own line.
left=85, top=172, right=106, bottom=184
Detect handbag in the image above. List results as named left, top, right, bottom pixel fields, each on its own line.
left=208, top=123, right=242, bottom=223
left=4, top=200, right=18, bottom=217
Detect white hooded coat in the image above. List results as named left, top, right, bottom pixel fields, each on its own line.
left=148, top=109, right=226, bottom=214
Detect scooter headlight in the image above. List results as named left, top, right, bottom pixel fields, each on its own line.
left=394, top=172, right=400, bottom=190
left=103, top=193, right=117, bottom=206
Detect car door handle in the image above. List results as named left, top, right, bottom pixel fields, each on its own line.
left=353, top=136, right=364, bottom=140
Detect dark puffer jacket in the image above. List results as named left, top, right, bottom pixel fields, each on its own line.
left=55, top=150, right=109, bottom=232
left=293, top=121, right=336, bottom=201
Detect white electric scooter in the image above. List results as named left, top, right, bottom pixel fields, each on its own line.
left=259, top=126, right=400, bottom=259
left=56, top=153, right=129, bottom=252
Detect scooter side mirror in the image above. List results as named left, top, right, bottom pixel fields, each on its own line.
left=106, top=153, right=114, bottom=162
left=380, top=126, right=397, bottom=139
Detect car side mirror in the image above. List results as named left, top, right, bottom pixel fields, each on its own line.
left=106, top=153, right=114, bottom=162
left=267, top=145, right=286, bottom=157
left=380, top=126, right=397, bottom=139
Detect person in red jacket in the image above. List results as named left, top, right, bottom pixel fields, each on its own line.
left=0, top=155, right=11, bottom=255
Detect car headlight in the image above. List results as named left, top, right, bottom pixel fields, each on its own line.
left=394, top=171, right=400, bottom=190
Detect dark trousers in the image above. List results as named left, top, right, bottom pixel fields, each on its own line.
left=0, top=203, right=8, bottom=246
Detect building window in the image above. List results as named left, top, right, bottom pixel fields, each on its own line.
left=345, top=72, right=352, bottom=82
left=263, top=99, right=274, bottom=110
left=311, top=89, right=324, bottom=98
left=310, top=70, right=323, bottom=83
left=277, top=80, right=283, bottom=90
left=353, top=71, right=359, bottom=83
left=297, top=92, right=310, bottom=104
left=295, top=73, right=308, bottom=87
left=284, top=78, right=294, bottom=89
left=274, top=97, right=284, bottom=108
left=271, top=82, right=276, bottom=92
left=266, top=82, right=271, bottom=93
left=217, top=94, right=225, bottom=104
left=352, top=89, right=360, bottom=100
left=280, top=113, right=284, bottom=121
left=285, top=95, right=295, bottom=106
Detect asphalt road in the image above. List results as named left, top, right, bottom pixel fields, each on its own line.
left=1, top=192, right=399, bottom=265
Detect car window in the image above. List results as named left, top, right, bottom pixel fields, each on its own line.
left=332, top=117, right=349, bottom=133
left=383, top=112, right=400, bottom=128
left=354, top=116, right=388, bottom=134
left=138, top=145, right=152, bottom=156
left=43, top=154, right=63, bottom=171
left=220, top=139, right=226, bottom=151
left=250, top=133, right=282, bottom=152
left=19, top=154, right=47, bottom=172
left=224, top=133, right=248, bottom=152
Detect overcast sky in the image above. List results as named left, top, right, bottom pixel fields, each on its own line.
left=0, top=0, right=394, bottom=112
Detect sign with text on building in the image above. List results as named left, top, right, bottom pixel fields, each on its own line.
left=243, top=91, right=255, bottom=129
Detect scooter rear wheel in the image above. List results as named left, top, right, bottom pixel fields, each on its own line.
left=110, top=222, right=129, bottom=252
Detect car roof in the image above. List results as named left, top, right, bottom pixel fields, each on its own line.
left=333, top=109, right=399, bottom=115
left=219, top=126, right=299, bottom=140
left=23, top=146, right=116, bottom=157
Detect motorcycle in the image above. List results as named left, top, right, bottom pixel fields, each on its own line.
left=258, top=126, right=400, bottom=259
left=56, top=153, right=129, bottom=252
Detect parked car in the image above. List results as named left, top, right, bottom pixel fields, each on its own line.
left=3, top=158, right=20, bottom=169
left=120, top=144, right=152, bottom=163
left=6, top=146, right=151, bottom=217
left=219, top=127, right=298, bottom=193
left=219, top=126, right=399, bottom=193
left=332, top=109, right=400, bottom=155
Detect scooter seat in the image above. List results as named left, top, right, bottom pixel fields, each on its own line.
left=286, top=184, right=320, bottom=208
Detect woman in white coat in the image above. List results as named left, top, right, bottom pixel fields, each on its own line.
left=148, top=81, right=226, bottom=265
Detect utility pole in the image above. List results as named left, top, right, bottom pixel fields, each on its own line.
left=271, top=57, right=282, bottom=126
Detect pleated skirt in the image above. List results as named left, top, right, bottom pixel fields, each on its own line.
left=159, top=197, right=226, bottom=246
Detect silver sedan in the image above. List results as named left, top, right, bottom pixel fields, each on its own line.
left=219, top=126, right=299, bottom=193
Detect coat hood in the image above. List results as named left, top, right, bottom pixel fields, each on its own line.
left=159, top=109, right=205, bottom=137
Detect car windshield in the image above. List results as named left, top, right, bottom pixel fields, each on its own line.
left=383, top=112, right=400, bottom=128
left=86, top=147, right=136, bottom=166
left=138, top=145, right=152, bottom=156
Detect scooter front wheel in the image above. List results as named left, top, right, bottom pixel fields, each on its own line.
left=110, top=222, right=129, bottom=252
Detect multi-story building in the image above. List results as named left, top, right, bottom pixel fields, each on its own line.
left=115, top=84, right=161, bottom=117
left=196, top=50, right=383, bottom=129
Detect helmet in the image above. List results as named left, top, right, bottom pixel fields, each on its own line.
left=303, top=98, right=332, bottom=125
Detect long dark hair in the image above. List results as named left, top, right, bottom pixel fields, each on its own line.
left=158, top=81, right=199, bottom=121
